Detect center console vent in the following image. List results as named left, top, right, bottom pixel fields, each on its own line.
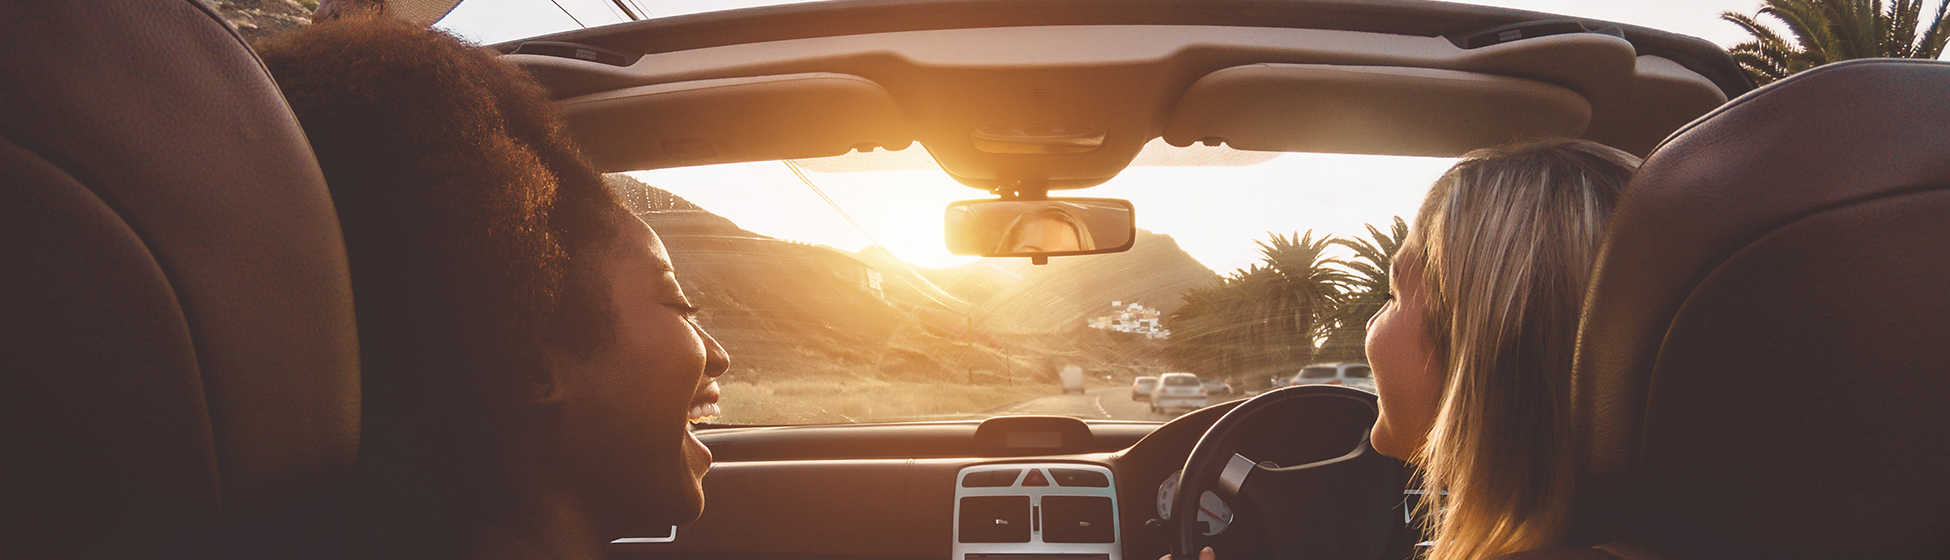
left=960, top=496, right=1032, bottom=543
left=1040, top=496, right=1114, bottom=543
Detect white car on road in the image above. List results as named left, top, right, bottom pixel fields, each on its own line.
left=1285, top=363, right=1375, bottom=393
left=1150, top=373, right=1209, bottom=413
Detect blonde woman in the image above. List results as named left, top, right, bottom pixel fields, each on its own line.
left=1368, top=139, right=1639, bottom=560
left=1169, top=140, right=1637, bottom=560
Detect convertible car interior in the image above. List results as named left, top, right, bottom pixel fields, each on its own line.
left=5, top=1, right=1947, bottom=560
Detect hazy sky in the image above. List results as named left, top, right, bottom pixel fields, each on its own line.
left=439, top=0, right=1779, bottom=273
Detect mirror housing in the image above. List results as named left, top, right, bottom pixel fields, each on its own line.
left=944, top=198, right=1136, bottom=259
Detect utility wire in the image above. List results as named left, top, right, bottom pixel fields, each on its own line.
left=625, top=0, right=653, bottom=19
left=608, top=0, right=641, bottom=20
left=546, top=0, right=586, bottom=27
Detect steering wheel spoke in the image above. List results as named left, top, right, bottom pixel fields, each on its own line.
left=1216, top=453, right=1257, bottom=498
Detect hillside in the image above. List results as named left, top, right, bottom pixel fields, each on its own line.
left=918, top=230, right=1221, bottom=334
left=606, top=174, right=1221, bottom=404
left=200, top=0, right=314, bottom=42
left=608, top=175, right=1014, bottom=384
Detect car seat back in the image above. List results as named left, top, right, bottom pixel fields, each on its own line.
left=1569, top=59, right=1950, bottom=558
left=0, top=1, right=360, bottom=558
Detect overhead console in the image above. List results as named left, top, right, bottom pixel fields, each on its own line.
left=556, top=72, right=913, bottom=171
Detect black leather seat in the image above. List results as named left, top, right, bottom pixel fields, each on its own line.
left=1564, top=58, right=1950, bottom=559
left=0, top=1, right=359, bottom=558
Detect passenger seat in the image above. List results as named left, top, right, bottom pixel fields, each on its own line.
left=1488, top=59, right=1950, bottom=559
left=0, top=1, right=360, bottom=558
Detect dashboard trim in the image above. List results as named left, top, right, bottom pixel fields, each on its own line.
left=953, top=462, right=1121, bottom=560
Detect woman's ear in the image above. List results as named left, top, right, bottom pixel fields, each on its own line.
left=525, top=344, right=578, bottom=405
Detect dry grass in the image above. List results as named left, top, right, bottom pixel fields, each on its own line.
left=714, top=377, right=1053, bottom=424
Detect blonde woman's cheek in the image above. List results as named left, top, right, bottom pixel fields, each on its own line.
left=1366, top=298, right=1441, bottom=460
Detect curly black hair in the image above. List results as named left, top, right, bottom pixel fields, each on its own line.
left=258, top=18, right=625, bottom=433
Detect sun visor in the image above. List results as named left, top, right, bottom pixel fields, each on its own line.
left=559, top=73, right=913, bottom=171
left=1162, top=64, right=1592, bottom=158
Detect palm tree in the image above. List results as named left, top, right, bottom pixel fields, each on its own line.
left=1163, top=282, right=1225, bottom=374
left=1724, top=0, right=1950, bottom=85
left=1319, top=217, right=1409, bottom=363
left=1214, top=265, right=1271, bottom=375
left=1256, top=231, right=1352, bottom=368
left=1334, top=217, right=1409, bottom=321
left=1165, top=282, right=1240, bottom=375
left=1164, top=232, right=1352, bottom=382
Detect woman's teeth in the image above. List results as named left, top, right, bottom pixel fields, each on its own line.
left=687, top=402, right=721, bottom=423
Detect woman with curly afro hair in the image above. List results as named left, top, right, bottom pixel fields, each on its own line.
left=232, top=15, right=729, bottom=560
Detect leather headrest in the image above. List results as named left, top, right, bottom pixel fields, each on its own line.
left=0, top=1, right=359, bottom=557
left=1571, top=59, right=1950, bottom=558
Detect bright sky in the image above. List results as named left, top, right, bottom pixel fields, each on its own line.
left=439, top=0, right=1765, bottom=54
left=438, top=0, right=1777, bottom=273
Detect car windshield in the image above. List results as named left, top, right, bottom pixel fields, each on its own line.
left=612, top=143, right=1435, bottom=424
left=428, top=0, right=1761, bottom=426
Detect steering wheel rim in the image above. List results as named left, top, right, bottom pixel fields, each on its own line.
left=1170, top=385, right=1407, bottom=560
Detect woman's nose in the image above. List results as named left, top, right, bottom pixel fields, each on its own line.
left=697, top=323, right=730, bottom=378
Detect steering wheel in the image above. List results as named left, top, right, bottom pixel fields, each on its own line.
left=1169, top=385, right=1412, bottom=560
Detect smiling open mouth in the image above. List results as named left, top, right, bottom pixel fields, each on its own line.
left=688, top=381, right=721, bottom=424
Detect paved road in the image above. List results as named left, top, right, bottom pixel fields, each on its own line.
left=991, top=387, right=1248, bottom=421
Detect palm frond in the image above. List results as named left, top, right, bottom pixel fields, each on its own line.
left=1728, top=0, right=1950, bottom=83
left=1760, top=1, right=1838, bottom=62
left=1889, top=0, right=1923, bottom=57
left=1917, top=0, right=1950, bottom=57
left=1723, top=11, right=1801, bottom=84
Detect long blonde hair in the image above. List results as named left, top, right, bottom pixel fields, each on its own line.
left=1400, top=139, right=1639, bottom=560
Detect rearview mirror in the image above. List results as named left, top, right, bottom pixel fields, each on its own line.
left=944, top=198, right=1136, bottom=259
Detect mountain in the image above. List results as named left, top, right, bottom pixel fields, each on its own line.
left=609, top=175, right=1012, bottom=382
left=606, top=174, right=1220, bottom=384
left=919, top=230, right=1221, bottom=334
left=199, top=0, right=315, bottom=42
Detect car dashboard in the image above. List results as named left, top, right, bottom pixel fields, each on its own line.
left=608, top=401, right=1405, bottom=560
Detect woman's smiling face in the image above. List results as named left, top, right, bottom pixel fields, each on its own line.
left=551, top=215, right=729, bottom=533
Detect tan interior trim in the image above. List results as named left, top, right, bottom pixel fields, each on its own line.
left=1162, top=63, right=1592, bottom=157
left=559, top=72, right=913, bottom=171
left=525, top=25, right=1727, bottom=181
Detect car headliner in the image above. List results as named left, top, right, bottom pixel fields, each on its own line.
left=492, top=0, right=1749, bottom=189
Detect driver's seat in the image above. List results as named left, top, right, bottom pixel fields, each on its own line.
left=1558, top=58, right=1950, bottom=559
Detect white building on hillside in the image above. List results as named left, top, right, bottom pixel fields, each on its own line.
left=1089, top=301, right=1169, bottom=339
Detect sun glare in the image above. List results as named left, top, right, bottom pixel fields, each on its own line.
left=632, top=147, right=1452, bottom=274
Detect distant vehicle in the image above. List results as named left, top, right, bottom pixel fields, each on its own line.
left=1151, top=373, right=1208, bottom=413
left=1284, top=363, right=1374, bottom=392
left=1060, top=365, right=1085, bottom=394
left=1131, top=376, right=1158, bottom=401
left=1201, top=379, right=1233, bottom=396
